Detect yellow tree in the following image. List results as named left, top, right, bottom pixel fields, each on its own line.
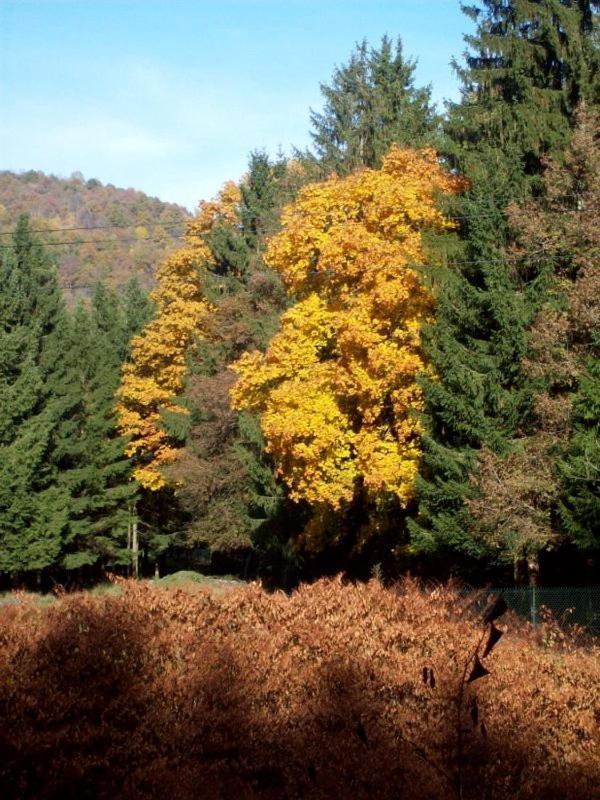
left=231, top=146, right=465, bottom=545
left=117, top=183, right=241, bottom=490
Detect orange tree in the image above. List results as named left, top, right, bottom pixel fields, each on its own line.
left=231, top=146, right=465, bottom=549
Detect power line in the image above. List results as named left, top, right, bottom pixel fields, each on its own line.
left=0, top=213, right=504, bottom=239
left=0, top=193, right=585, bottom=239
left=0, top=219, right=189, bottom=237
left=0, top=232, right=525, bottom=269
left=0, top=232, right=198, bottom=250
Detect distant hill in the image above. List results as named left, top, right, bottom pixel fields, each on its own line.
left=0, top=170, right=190, bottom=300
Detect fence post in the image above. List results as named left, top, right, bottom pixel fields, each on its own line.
left=527, top=557, right=540, bottom=629
left=531, top=586, right=538, bottom=628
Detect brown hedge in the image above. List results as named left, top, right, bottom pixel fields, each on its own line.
left=0, top=578, right=598, bottom=800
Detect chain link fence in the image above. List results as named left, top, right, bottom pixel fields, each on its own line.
left=486, top=586, right=600, bottom=639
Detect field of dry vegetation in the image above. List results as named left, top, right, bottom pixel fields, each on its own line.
left=0, top=578, right=598, bottom=800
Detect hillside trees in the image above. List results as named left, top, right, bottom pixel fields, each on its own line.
left=305, top=36, right=439, bottom=176
left=0, top=169, right=189, bottom=296
left=231, top=146, right=465, bottom=561
left=409, top=0, right=600, bottom=578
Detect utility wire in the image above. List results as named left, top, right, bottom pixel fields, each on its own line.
left=0, top=193, right=585, bottom=238
left=0, top=233, right=196, bottom=249
left=0, top=213, right=503, bottom=238
left=0, top=219, right=188, bottom=236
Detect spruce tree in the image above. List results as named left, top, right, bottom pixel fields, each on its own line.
left=123, top=276, right=154, bottom=349
left=239, top=150, right=281, bottom=249
left=56, top=304, right=138, bottom=570
left=449, top=0, right=600, bottom=187
left=0, top=222, right=150, bottom=578
left=409, top=1, right=600, bottom=576
left=305, top=35, right=439, bottom=175
left=0, top=216, right=70, bottom=575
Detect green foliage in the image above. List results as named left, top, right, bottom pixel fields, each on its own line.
left=0, top=217, right=153, bottom=577
left=304, top=35, right=440, bottom=175
left=0, top=216, right=70, bottom=573
left=559, top=352, right=600, bottom=550
left=54, top=304, right=138, bottom=568
left=410, top=166, right=531, bottom=570
left=448, top=0, right=600, bottom=189
left=3, top=11, right=599, bottom=584
left=410, top=1, right=600, bottom=572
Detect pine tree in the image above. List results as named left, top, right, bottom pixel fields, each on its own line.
left=305, top=36, right=439, bottom=176
left=409, top=1, right=600, bottom=576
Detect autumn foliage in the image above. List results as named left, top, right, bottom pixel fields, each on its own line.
left=231, top=146, right=465, bottom=539
left=0, top=579, right=598, bottom=800
left=0, top=169, right=189, bottom=297
left=116, top=183, right=242, bottom=490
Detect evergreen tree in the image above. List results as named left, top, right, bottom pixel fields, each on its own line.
left=448, top=0, right=600, bottom=187
left=239, top=150, right=280, bottom=249
left=56, top=304, right=138, bottom=570
left=0, top=222, right=150, bottom=578
left=0, top=216, right=70, bottom=574
left=123, top=276, right=155, bottom=351
left=463, top=107, right=599, bottom=568
left=92, top=279, right=154, bottom=362
left=91, top=282, right=127, bottom=360
left=560, top=355, right=600, bottom=551
left=409, top=1, right=600, bottom=576
left=305, top=36, right=439, bottom=175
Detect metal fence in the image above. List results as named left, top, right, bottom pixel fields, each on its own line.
left=487, top=586, right=600, bottom=638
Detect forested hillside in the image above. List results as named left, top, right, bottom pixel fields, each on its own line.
left=0, top=170, right=189, bottom=299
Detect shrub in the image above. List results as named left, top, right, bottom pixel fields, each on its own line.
left=0, top=579, right=598, bottom=799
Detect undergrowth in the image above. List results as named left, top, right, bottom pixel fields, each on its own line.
left=0, top=578, right=597, bottom=799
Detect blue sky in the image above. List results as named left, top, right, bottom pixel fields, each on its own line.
left=1, top=1, right=471, bottom=211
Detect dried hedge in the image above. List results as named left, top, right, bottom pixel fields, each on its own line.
left=0, top=578, right=598, bottom=800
